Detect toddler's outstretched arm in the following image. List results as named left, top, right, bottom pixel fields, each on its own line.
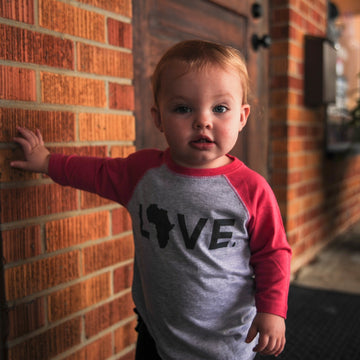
left=245, top=312, right=286, bottom=357
left=11, top=127, right=51, bottom=174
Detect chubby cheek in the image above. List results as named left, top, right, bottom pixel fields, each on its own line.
left=163, top=129, right=185, bottom=148
left=219, top=127, right=239, bottom=148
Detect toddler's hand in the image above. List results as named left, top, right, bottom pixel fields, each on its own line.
left=245, top=312, right=286, bottom=357
left=11, top=127, right=50, bottom=174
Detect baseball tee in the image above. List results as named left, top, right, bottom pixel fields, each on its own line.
left=48, top=148, right=291, bottom=360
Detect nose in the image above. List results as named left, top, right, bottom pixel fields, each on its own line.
left=193, top=111, right=212, bottom=129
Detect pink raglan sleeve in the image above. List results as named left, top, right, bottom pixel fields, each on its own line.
left=237, top=170, right=292, bottom=319
left=48, top=150, right=163, bottom=206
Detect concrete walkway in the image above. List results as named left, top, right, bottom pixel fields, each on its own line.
left=292, top=221, right=360, bottom=294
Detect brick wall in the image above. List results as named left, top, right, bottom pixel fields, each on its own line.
left=269, top=0, right=360, bottom=271
left=0, top=1, right=137, bottom=359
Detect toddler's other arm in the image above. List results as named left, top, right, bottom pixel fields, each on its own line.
left=11, top=127, right=50, bottom=174
left=245, top=312, right=285, bottom=357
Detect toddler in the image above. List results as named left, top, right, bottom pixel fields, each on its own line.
left=12, top=40, right=292, bottom=360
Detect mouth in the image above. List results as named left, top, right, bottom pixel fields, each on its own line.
left=190, top=135, right=215, bottom=150
left=191, top=136, right=214, bottom=144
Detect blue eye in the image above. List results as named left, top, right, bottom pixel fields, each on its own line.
left=213, top=105, right=228, bottom=113
left=174, top=106, right=192, bottom=114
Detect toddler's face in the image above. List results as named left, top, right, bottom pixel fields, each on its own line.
left=151, top=61, right=250, bottom=169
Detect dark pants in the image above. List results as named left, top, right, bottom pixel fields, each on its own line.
left=135, top=310, right=162, bottom=360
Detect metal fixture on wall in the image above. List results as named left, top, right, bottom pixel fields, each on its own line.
left=251, top=34, right=271, bottom=51
left=251, top=2, right=262, bottom=18
left=251, top=2, right=271, bottom=51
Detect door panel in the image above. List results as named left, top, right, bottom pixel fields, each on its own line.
left=133, top=0, right=269, bottom=177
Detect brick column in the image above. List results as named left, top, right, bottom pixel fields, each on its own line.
left=0, top=1, right=137, bottom=359
left=269, top=0, right=360, bottom=271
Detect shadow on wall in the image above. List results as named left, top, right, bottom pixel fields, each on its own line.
left=321, top=153, right=358, bottom=244
left=0, top=228, right=9, bottom=359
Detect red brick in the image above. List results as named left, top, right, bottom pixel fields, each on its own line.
left=108, top=18, right=133, bottom=49
left=117, top=349, right=136, bottom=360
left=2, top=226, right=42, bottom=263
left=41, top=72, right=106, bottom=107
left=271, top=7, right=289, bottom=23
left=5, top=251, right=80, bottom=301
left=112, top=207, right=132, bottom=235
left=79, top=113, right=135, bottom=141
left=80, top=191, right=113, bottom=209
left=109, top=84, right=134, bottom=110
left=48, top=273, right=111, bottom=321
left=0, top=24, right=74, bottom=69
left=84, top=292, right=134, bottom=338
left=8, top=317, right=81, bottom=360
left=78, top=0, right=132, bottom=17
left=0, top=65, right=35, bottom=101
left=270, top=57, right=288, bottom=76
left=7, top=297, right=45, bottom=340
left=114, top=319, right=137, bottom=353
left=0, top=0, right=34, bottom=23
left=45, top=211, right=110, bottom=252
left=62, top=334, right=112, bottom=360
left=0, top=108, right=75, bottom=142
left=39, top=0, right=105, bottom=42
left=113, top=263, right=133, bottom=293
left=0, top=184, right=77, bottom=223
left=0, top=148, right=40, bottom=183
left=77, top=43, right=133, bottom=78
left=110, top=146, right=136, bottom=158
left=83, top=235, right=134, bottom=274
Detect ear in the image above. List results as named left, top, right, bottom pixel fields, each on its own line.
left=239, top=104, right=250, bottom=132
left=151, top=106, right=163, bottom=132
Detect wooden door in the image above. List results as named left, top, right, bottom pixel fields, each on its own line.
left=133, top=0, right=269, bottom=177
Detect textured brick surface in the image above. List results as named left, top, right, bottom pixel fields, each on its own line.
left=5, top=251, right=80, bottom=301
left=108, top=18, right=133, bottom=49
left=112, top=207, right=132, bottom=235
left=79, top=113, right=135, bottom=141
left=77, top=43, right=133, bottom=77
left=39, top=0, right=105, bottom=42
left=113, top=263, right=133, bottom=293
left=114, top=319, right=137, bottom=353
left=7, top=297, right=45, bottom=340
left=109, top=83, right=135, bottom=110
left=41, top=72, right=106, bottom=107
left=0, top=148, right=39, bottom=182
left=80, top=192, right=113, bottom=209
left=62, top=334, right=112, bottom=360
left=45, top=211, right=110, bottom=252
left=83, top=235, right=134, bottom=274
left=0, top=65, right=35, bottom=101
left=2, top=226, right=42, bottom=263
left=1, top=0, right=136, bottom=356
left=78, top=0, right=132, bottom=17
left=118, top=349, right=136, bottom=360
left=0, top=0, right=34, bottom=23
left=0, top=184, right=77, bottom=223
left=8, top=317, right=81, bottom=360
left=0, top=24, right=74, bottom=69
left=48, top=273, right=111, bottom=321
left=110, top=146, right=136, bottom=158
left=0, top=108, right=76, bottom=142
left=84, top=292, right=134, bottom=338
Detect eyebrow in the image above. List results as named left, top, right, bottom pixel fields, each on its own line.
left=165, top=92, right=236, bottom=102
